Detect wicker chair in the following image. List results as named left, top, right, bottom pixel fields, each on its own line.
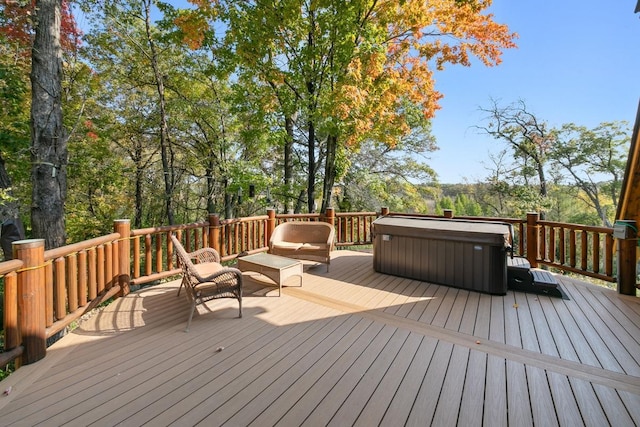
left=171, top=235, right=243, bottom=331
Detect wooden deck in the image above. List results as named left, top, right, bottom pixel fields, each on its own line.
left=1, top=250, right=639, bottom=426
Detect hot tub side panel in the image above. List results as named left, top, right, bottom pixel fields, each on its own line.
left=373, top=231, right=508, bottom=295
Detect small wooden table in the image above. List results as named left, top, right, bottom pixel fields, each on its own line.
left=236, top=253, right=303, bottom=296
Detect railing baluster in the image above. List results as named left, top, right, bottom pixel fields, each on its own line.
left=54, top=257, right=66, bottom=320
left=133, top=236, right=140, bottom=279
left=105, top=242, right=113, bottom=290
left=45, top=261, right=54, bottom=327
left=112, top=240, right=120, bottom=289
left=168, top=232, right=174, bottom=271
left=540, top=224, right=547, bottom=262
left=88, top=247, right=97, bottom=300
left=592, top=232, right=601, bottom=274
left=581, top=230, right=588, bottom=271
left=145, top=235, right=152, bottom=277
left=559, top=228, right=566, bottom=265
left=97, top=245, right=105, bottom=295
left=67, top=254, right=78, bottom=312
left=78, top=250, right=88, bottom=307
left=569, top=229, right=577, bottom=268
left=549, top=226, right=556, bottom=264
left=155, top=236, right=162, bottom=273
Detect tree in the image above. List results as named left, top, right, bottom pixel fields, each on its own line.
left=81, top=0, right=194, bottom=225
left=182, top=0, right=517, bottom=213
left=339, top=127, right=438, bottom=212
left=549, top=122, right=629, bottom=227
left=478, top=99, right=631, bottom=226
left=30, top=0, right=68, bottom=249
left=1, top=0, right=80, bottom=247
left=478, top=99, right=553, bottom=213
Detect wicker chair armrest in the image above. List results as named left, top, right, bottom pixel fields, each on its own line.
left=188, top=247, right=220, bottom=264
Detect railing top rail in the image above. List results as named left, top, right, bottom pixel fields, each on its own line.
left=452, top=216, right=524, bottom=224
left=275, top=213, right=320, bottom=220
left=0, top=259, right=23, bottom=276
left=335, top=211, right=377, bottom=217
left=538, top=220, right=613, bottom=233
left=131, top=222, right=208, bottom=237
left=219, top=215, right=269, bottom=226
left=44, top=232, right=122, bottom=261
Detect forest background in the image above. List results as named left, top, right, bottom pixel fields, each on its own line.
left=0, top=0, right=635, bottom=250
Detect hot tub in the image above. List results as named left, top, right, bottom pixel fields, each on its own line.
left=372, top=216, right=512, bottom=295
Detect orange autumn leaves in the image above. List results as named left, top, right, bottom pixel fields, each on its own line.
left=331, top=0, right=516, bottom=147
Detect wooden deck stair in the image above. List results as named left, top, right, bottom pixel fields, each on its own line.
left=0, top=250, right=639, bottom=426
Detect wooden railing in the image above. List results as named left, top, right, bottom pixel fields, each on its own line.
left=0, top=208, right=635, bottom=373
left=533, top=216, right=615, bottom=283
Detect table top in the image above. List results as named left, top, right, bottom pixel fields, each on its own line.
left=237, top=252, right=301, bottom=269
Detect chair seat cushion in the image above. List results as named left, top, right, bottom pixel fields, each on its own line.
left=272, top=241, right=304, bottom=250
left=192, top=262, right=224, bottom=277
left=299, top=243, right=329, bottom=251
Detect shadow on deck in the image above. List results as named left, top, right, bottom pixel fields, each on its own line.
left=1, top=250, right=639, bottom=426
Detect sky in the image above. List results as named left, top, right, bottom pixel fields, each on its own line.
left=429, top=1, right=640, bottom=183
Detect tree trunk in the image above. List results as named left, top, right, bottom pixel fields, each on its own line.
left=284, top=115, right=295, bottom=213
left=536, top=161, right=547, bottom=220
left=295, top=189, right=306, bottom=214
left=306, top=18, right=316, bottom=213
left=143, top=0, right=175, bottom=225
left=206, top=162, right=216, bottom=214
left=321, top=134, right=338, bottom=213
left=30, top=0, right=67, bottom=249
left=134, top=170, right=143, bottom=228
left=307, top=118, right=316, bottom=213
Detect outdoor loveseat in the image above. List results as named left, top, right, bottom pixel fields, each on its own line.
left=268, top=221, right=335, bottom=271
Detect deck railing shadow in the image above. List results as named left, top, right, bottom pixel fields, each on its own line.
left=0, top=207, right=636, bottom=374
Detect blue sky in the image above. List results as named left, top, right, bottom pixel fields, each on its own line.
left=429, top=1, right=640, bottom=183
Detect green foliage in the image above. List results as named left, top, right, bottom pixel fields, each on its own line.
left=549, top=121, right=629, bottom=226
left=454, top=194, right=483, bottom=216
left=0, top=41, right=30, bottom=230
left=436, top=196, right=454, bottom=215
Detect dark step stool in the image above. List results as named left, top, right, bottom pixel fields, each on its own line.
left=507, top=257, right=568, bottom=299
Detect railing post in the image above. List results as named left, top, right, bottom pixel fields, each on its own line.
left=325, top=207, right=335, bottom=226
left=114, top=220, right=131, bottom=297
left=209, top=213, right=221, bottom=254
left=615, top=220, right=637, bottom=295
left=14, top=239, right=46, bottom=364
left=526, top=212, right=540, bottom=268
left=380, top=207, right=389, bottom=217
left=266, top=209, right=276, bottom=246
left=443, top=209, right=454, bottom=218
